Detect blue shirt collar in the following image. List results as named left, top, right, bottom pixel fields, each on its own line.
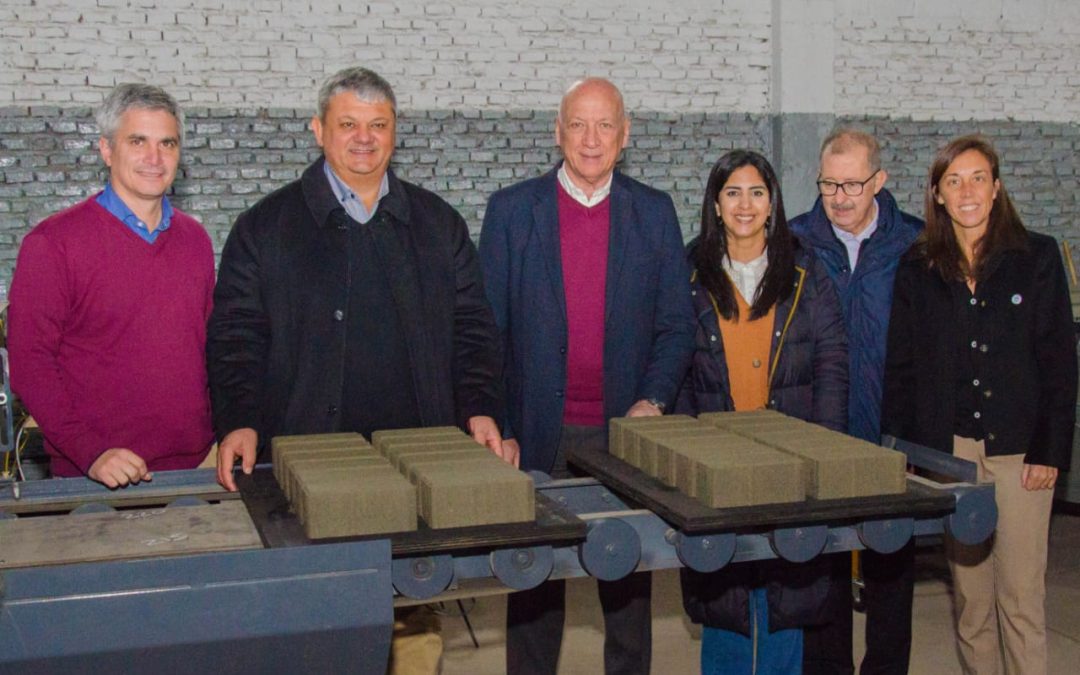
left=323, top=162, right=389, bottom=225
left=96, top=182, right=173, bottom=244
left=830, top=198, right=879, bottom=270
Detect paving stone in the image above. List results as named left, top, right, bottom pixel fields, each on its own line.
left=286, top=455, right=393, bottom=504
left=371, top=427, right=469, bottom=455
left=398, top=448, right=501, bottom=483
left=383, top=439, right=490, bottom=470
left=270, top=432, right=369, bottom=482
left=634, top=426, right=726, bottom=477
left=415, top=463, right=534, bottom=528
left=297, top=466, right=417, bottom=539
left=687, top=442, right=806, bottom=508
left=608, top=415, right=698, bottom=460
left=712, top=417, right=908, bottom=499
left=650, top=430, right=743, bottom=485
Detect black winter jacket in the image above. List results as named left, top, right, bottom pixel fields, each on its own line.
left=677, top=241, right=849, bottom=635
left=206, top=159, right=502, bottom=459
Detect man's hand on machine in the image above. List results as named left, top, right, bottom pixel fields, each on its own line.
left=88, top=448, right=153, bottom=489
left=468, top=415, right=517, bottom=467
left=218, top=427, right=258, bottom=492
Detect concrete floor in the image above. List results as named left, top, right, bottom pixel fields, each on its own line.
left=440, top=512, right=1080, bottom=674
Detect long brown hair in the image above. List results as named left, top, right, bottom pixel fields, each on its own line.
left=922, top=135, right=1027, bottom=282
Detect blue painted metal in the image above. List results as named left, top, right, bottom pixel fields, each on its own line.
left=770, top=524, right=829, bottom=563
left=526, top=470, right=553, bottom=485
left=489, top=545, right=554, bottom=590
left=68, top=502, right=115, bottom=515
left=167, top=496, right=210, bottom=508
left=538, top=477, right=632, bottom=514
left=675, top=531, right=736, bottom=573
left=392, top=554, right=454, bottom=599
left=0, top=436, right=1002, bottom=670
left=0, top=540, right=393, bottom=674
left=578, top=518, right=641, bottom=581
left=946, top=484, right=999, bottom=545
left=883, top=435, right=977, bottom=482
left=858, top=517, right=915, bottom=554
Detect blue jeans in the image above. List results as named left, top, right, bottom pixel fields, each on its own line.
left=700, top=587, right=803, bottom=675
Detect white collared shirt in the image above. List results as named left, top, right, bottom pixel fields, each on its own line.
left=830, top=199, right=879, bottom=270
left=557, top=165, right=612, bottom=208
left=723, top=248, right=769, bottom=305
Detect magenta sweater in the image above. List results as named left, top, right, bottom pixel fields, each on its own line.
left=558, top=184, right=610, bottom=426
left=9, top=196, right=216, bottom=477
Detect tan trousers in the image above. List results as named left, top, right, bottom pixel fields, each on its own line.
left=387, top=605, right=443, bottom=675
left=946, top=436, right=1054, bottom=675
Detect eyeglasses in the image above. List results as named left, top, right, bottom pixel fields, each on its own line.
left=816, top=170, right=880, bottom=197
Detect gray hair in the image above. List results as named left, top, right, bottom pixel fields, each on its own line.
left=317, top=67, right=397, bottom=119
left=820, top=127, right=882, bottom=173
left=96, top=83, right=184, bottom=145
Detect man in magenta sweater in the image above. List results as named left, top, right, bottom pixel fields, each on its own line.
left=480, top=78, right=696, bottom=675
left=8, top=83, right=215, bottom=488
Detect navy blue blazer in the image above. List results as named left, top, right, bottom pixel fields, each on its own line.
left=479, top=167, right=696, bottom=473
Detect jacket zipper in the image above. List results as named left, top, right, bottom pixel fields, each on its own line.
left=767, top=265, right=807, bottom=392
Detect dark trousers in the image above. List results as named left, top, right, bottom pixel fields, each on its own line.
left=506, top=425, right=653, bottom=675
left=802, top=542, right=915, bottom=675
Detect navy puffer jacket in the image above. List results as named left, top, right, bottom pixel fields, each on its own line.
left=676, top=240, right=849, bottom=635
left=790, top=189, right=922, bottom=442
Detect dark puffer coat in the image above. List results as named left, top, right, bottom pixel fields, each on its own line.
left=677, top=240, right=849, bottom=636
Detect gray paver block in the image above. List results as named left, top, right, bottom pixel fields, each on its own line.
left=417, top=467, right=535, bottom=528
left=608, top=415, right=697, bottom=460
left=285, top=455, right=392, bottom=503
left=296, top=466, right=416, bottom=538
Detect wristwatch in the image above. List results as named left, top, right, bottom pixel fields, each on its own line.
left=646, top=397, right=666, bottom=412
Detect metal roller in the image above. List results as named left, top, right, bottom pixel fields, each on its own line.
left=858, top=517, right=915, bottom=554
left=577, top=517, right=641, bottom=581
left=674, top=530, right=736, bottom=573
left=946, top=484, right=998, bottom=545
left=770, top=524, right=828, bottom=563
left=489, top=545, right=554, bottom=590
left=391, top=554, right=454, bottom=599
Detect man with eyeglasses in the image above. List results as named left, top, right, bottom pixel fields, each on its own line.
left=790, top=128, right=923, bottom=675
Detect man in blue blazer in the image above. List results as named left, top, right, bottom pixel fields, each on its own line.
left=480, top=78, right=696, bottom=675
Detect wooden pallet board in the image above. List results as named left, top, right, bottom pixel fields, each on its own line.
left=567, top=443, right=955, bottom=533
left=0, top=500, right=262, bottom=569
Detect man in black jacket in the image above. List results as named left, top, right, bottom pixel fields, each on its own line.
left=206, top=67, right=505, bottom=674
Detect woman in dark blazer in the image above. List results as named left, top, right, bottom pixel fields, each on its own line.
left=882, top=135, right=1076, bottom=675
left=677, top=150, right=848, bottom=675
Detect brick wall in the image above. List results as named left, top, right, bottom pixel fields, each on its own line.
left=833, top=0, right=1080, bottom=123
left=2, top=0, right=1079, bottom=282
left=0, top=106, right=770, bottom=278
left=0, top=0, right=771, bottom=113
left=838, top=117, right=1080, bottom=247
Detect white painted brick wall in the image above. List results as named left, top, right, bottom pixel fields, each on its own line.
left=0, top=0, right=771, bottom=113
left=833, top=0, right=1080, bottom=122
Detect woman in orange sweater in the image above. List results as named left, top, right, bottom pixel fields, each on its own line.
left=678, top=150, right=848, bottom=674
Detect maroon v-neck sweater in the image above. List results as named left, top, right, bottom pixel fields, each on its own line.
left=9, top=196, right=216, bottom=476
left=558, top=183, right=610, bottom=426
